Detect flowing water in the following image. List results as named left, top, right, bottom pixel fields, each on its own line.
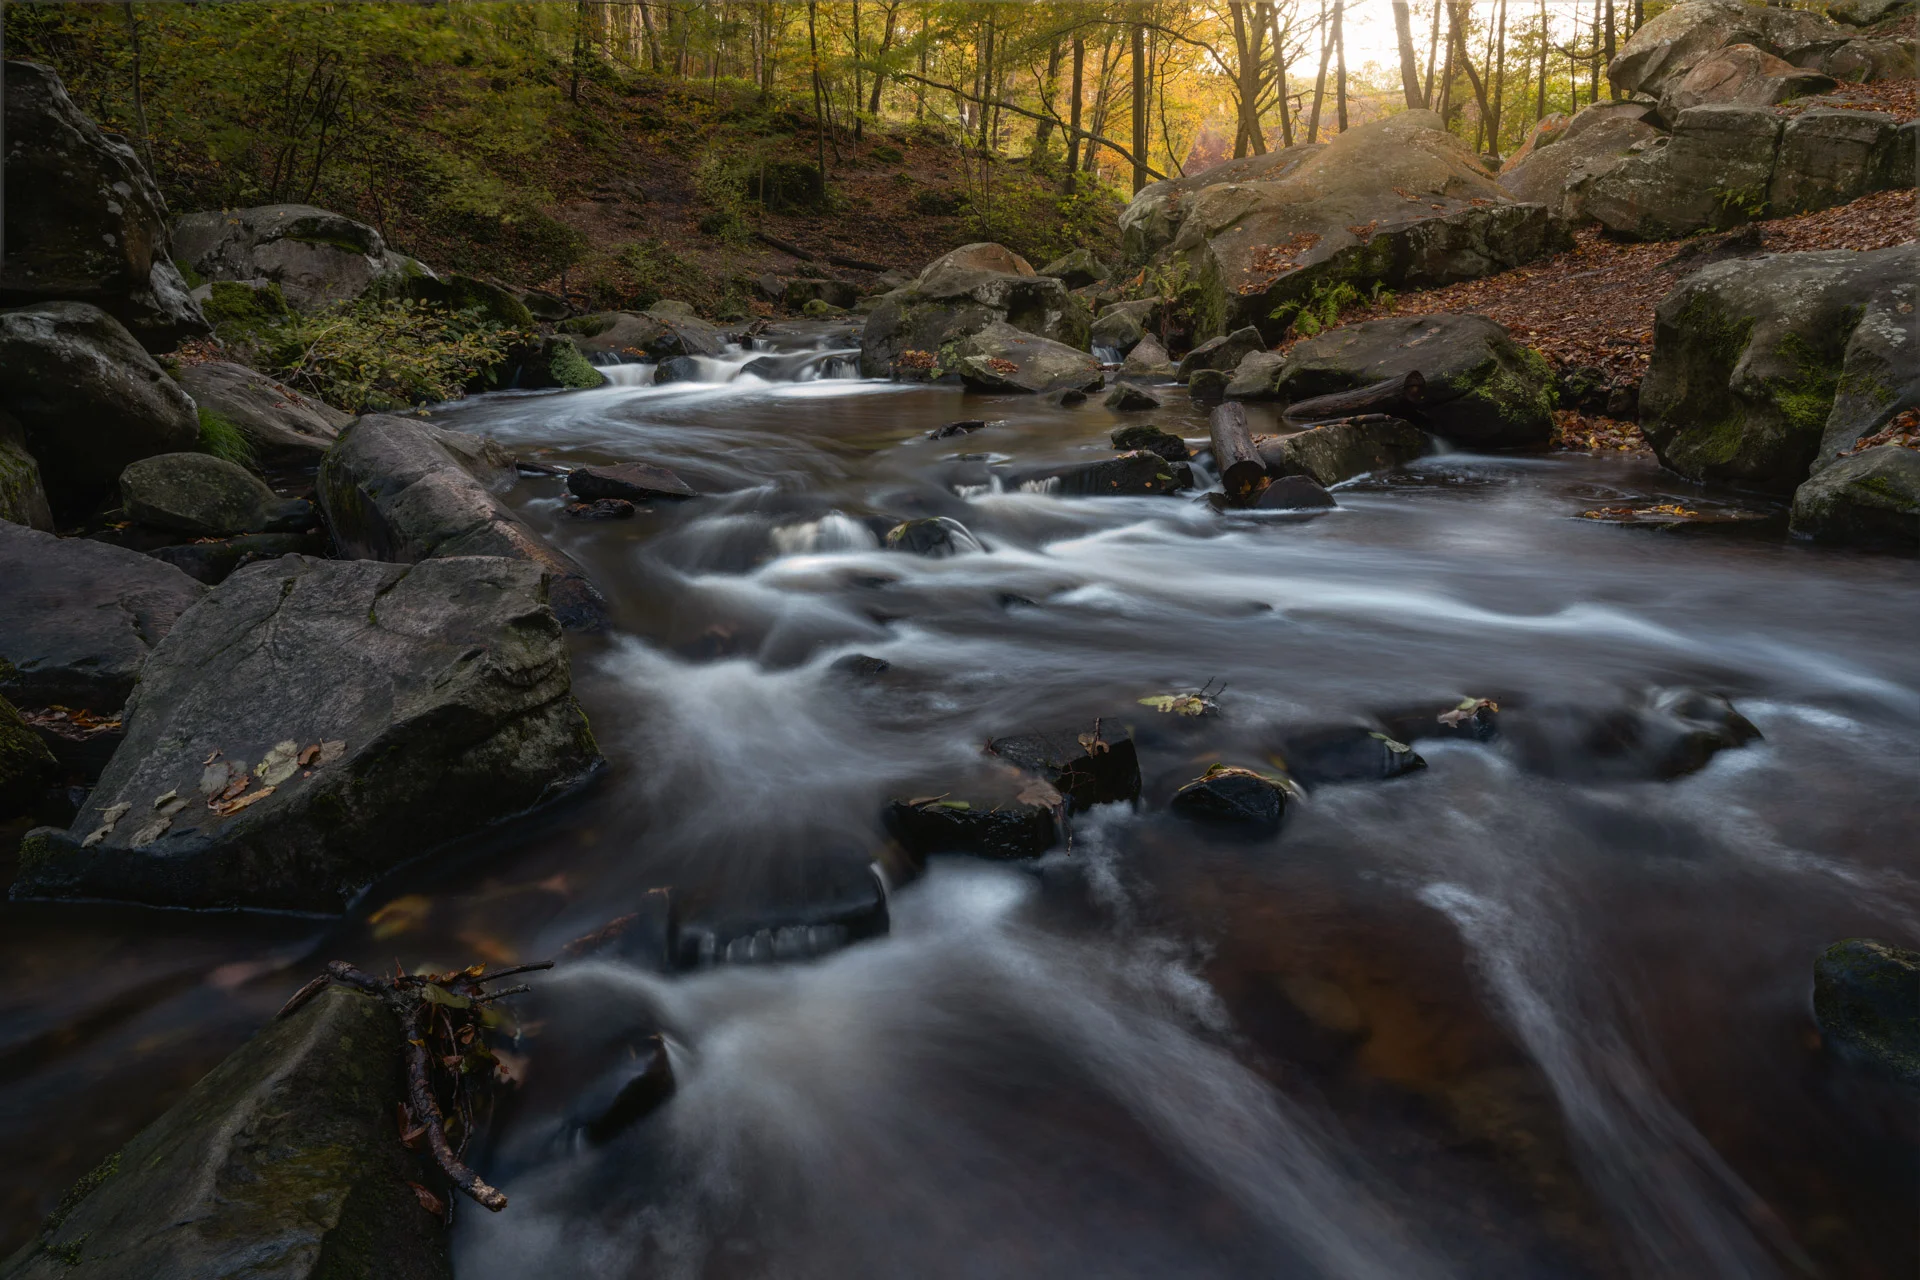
left=2, top=325, right=1916, bottom=1277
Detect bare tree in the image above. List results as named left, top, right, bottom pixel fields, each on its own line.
left=1132, top=19, right=1149, bottom=191
left=1393, top=1, right=1425, bottom=111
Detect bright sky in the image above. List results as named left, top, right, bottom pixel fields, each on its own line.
left=1298, top=0, right=1613, bottom=81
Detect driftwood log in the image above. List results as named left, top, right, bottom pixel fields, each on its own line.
left=1208, top=402, right=1269, bottom=506
left=1282, top=371, right=1426, bottom=424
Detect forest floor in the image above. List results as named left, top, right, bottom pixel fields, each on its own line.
left=1337, top=185, right=1920, bottom=456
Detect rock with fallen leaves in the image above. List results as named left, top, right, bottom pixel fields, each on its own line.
left=938, top=320, right=1104, bottom=395
left=0, top=520, right=206, bottom=715
left=1, top=983, right=449, bottom=1280
left=987, top=725, right=1142, bottom=812
left=1640, top=242, right=1918, bottom=492
left=1124, top=111, right=1568, bottom=344
left=317, top=413, right=608, bottom=630
left=175, top=361, right=353, bottom=464
left=14, top=554, right=602, bottom=911
left=1168, top=765, right=1289, bottom=837
left=1264, top=314, right=1556, bottom=449
left=1270, top=726, right=1428, bottom=786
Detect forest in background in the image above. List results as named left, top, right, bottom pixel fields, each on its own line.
left=6, top=1, right=1664, bottom=302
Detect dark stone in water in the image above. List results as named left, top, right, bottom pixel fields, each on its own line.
left=1110, top=424, right=1191, bottom=462
left=1012, top=451, right=1192, bottom=497
left=1103, top=383, right=1164, bottom=412
left=1380, top=697, right=1501, bottom=745
left=567, top=462, right=696, bottom=503
left=1273, top=726, right=1427, bottom=785
left=988, top=728, right=1141, bottom=811
left=1500, top=687, right=1759, bottom=781
left=928, top=419, right=1003, bottom=440
left=562, top=887, right=678, bottom=971
left=831, top=653, right=892, bottom=677
left=883, top=516, right=976, bottom=557
left=1814, top=938, right=1920, bottom=1086
left=654, top=355, right=703, bottom=383
left=563, top=498, right=637, bottom=520
left=1048, top=387, right=1089, bottom=407
left=1168, top=766, right=1287, bottom=836
left=886, top=797, right=1058, bottom=861
left=1188, top=368, right=1231, bottom=401
left=1254, top=475, right=1337, bottom=510
left=580, top=1034, right=677, bottom=1144
left=674, top=863, right=890, bottom=969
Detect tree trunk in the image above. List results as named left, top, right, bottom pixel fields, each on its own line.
left=1450, top=2, right=1493, bottom=144
left=121, top=2, right=154, bottom=177
left=640, top=2, right=661, bottom=73
left=1423, top=0, right=1443, bottom=106
left=1490, top=0, right=1509, bottom=156
left=1590, top=0, right=1602, bottom=105
left=978, top=12, right=995, bottom=151
left=808, top=1, right=828, bottom=180
left=570, top=0, right=589, bottom=102
left=1281, top=372, right=1426, bottom=423
left=1229, top=2, right=1265, bottom=157
left=1270, top=7, right=1295, bottom=146
left=1034, top=37, right=1063, bottom=158
left=1209, top=403, right=1268, bottom=506
left=1438, top=1, right=1457, bottom=124
left=1067, top=35, right=1084, bottom=193
left=851, top=0, right=864, bottom=143
left=1604, top=0, right=1618, bottom=98
left=1393, top=1, right=1424, bottom=111
left=1307, top=0, right=1331, bottom=143
left=1131, top=22, right=1149, bottom=192
left=1333, top=0, right=1347, bottom=133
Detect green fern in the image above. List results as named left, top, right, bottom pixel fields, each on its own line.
left=196, top=407, right=257, bottom=471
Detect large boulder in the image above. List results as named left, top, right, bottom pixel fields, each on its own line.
left=940, top=320, right=1103, bottom=395
left=171, top=205, right=424, bottom=312
left=1769, top=108, right=1913, bottom=217
left=1090, top=298, right=1161, bottom=355
left=1497, top=112, right=1664, bottom=222
left=1788, top=445, right=1920, bottom=545
left=1257, top=314, right=1555, bottom=449
left=177, top=361, right=352, bottom=463
left=1607, top=0, right=1853, bottom=103
left=119, top=453, right=310, bottom=537
left=0, top=985, right=451, bottom=1278
left=563, top=305, right=727, bottom=362
left=0, top=520, right=206, bottom=714
left=1659, top=43, right=1836, bottom=119
left=0, top=409, right=53, bottom=531
left=317, top=415, right=608, bottom=630
left=1640, top=244, right=1918, bottom=490
left=0, top=693, right=57, bottom=821
left=1119, top=145, right=1325, bottom=264
left=1143, top=112, right=1567, bottom=343
left=0, top=61, right=206, bottom=352
left=0, top=303, right=199, bottom=512
left=13, top=555, right=602, bottom=911
left=859, top=243, right=1091, bottom=378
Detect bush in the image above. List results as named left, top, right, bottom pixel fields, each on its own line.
left=255, top=297, right=520, bottom=412
left=744, top=158, right=826, bottom=212
left=196, top=406, right=257, bottom=470
left=870, top=144, right=904, bottom=164
left=910, top=186, right=964, bottom=216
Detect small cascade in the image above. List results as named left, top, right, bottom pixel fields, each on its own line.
left=770, top=510, right=882, bottom=555
left=597, top=361, right=657, bottom=387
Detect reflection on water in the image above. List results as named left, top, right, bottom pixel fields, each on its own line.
left=2, top=335, right=1916, bottom=1277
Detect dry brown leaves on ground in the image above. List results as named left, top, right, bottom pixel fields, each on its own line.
left=1552, top=410, right=1651, bottom=455
left=1843, top=408, right=1920, bottom=455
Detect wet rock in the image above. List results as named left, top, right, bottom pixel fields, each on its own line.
left=1110, top=424, right=1191, bottom=462
left=831, top=653, right=893, bottom=677
left=567, top=462, right=696, bottom=503
left=1090, top=299, right=1159, bottom=354
left=1640, top=243, right=1917, bottom=491
left=579, top=1035, right=677, bottom=1143
left=1225, top=351, right=1288, bottom=400
left=1039, top=248, right=1108, bottom=289
left=0, top=61, right=207, bottom=351
left=944, top=320, right=1103, bottom=395
left=859, top=242, right=1090, bottom=378
left=172, top=203, right=426, bottom=312
left=1498, top=688, right=1760, bottom=782
left=1048, top=387, right=1091, bottom=408
left=1188, top=368, right=1231, bottom=401
left=1121, top=333, right=1176, bottom=378
left=1380, top=697, right=1502, bottom=745
left=0, top=984, right=449, bottom=1279
left=1258, top=416, right=1428, bottom=487
left=1496, top=111, right=1663, bottom=223
left=1253, top=475, right=1337, bottom=510
left=14, top=555, right=603, bottom=911
left=1177, top=326, right=1264, bottom=379
left=883, top=516, right=978, bottom=557
left=148, top=530, right=322, bottom=585
left=563, top=307, right=727, bottom=361
left=175, top=361, right=352, bottom=463
left=885, top=797, right=1058, bottom=861
left=561, top=887, right=679, bottom=970
left=928, top=419, right=1002, bottom=440
left=1104, top=383, right=1164, bottom=412
left=1789, top=445, right=1920, bottom=546
left=1129, top=112, right=1566, bottom=341
left=0, top=302, right=200, bottom=514
left=0, top=520, right=205, bottom=714
left=988, top=727, right=1142, bottom=810
left=519, top=288, right=570, bottom=321
left=119, top=453, right=311, bottom=537
left=1813, top=938, right=1920, bottom=1085
left=0, top=694, right=58, bottom=822
left=1269, top=314, right=1554, bottom=449
left=1011, top=451, right=1193, bottom=497
left=654, top=355, right=704, bottom=384
left=0, top=409, right=54, bottom=531
left=1271, top=726, right=1427, bottom=785
left=675, top=863, right=891, bottom=969
left=562, top=498, right=637, bottom=520
left=317, top=414, right=609, bottom=630
left=1169, top=766, right=1288, bottom=837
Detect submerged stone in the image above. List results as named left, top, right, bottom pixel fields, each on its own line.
left=1813, top=938, right=1920, bottom=1086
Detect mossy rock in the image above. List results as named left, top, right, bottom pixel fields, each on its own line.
left=1789, top=443, right=1920, bottom=546
left=0, top=985, right=452, bottom=1277
left=1814, top=938, right=1920, bottom=1085
left=0, top=692, right=56, bottom=821
left=200, top=279, right=289, bottom=330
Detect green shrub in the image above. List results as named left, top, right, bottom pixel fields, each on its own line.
left=202, top=280, right=289, bottom=330
left=870, top=144, right=904, bottom=164
left=196, top=406, right=257, bottom=470
left=1269, top=280, right=1365, bottom=338
left=256, top=297, right=520, bottom=412
left=911, top=186, right=964, bottom=216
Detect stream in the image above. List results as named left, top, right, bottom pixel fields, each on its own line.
left=3, top=324, right=1916, bottom=1278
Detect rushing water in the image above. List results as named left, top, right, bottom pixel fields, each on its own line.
left=2, top=325, right=1916, bottom=1277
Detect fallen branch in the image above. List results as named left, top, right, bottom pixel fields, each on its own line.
left=753, top=229, right=813, bottom=260
left=278, top=958, right=550, bottom=1213
left=1282, top=371, right=1426, bottom=423
left=892, top=71, right=1167, bottom=181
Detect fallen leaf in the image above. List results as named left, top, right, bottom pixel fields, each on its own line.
left=157, top=796, right=189, bottom=817
left=1369, top=732, right=1414, bottom=753
left=419, top=983, right=472, bottom=1010
left=202, top=748, right=222, bottom=765
left=407, top=1182, right=445, bottom=1216
left=368, top=894, right=433, bottom=940
left=127, top=816, right=172, bottom=848
left=153, top=789, right=178, bottom=809
left=211, top=784, right=275, bottom=817
left=257, top=740, right=301, bottom=786
left=316, top=739, right=347, bottom=765
left=298, top=744, right=320, bottom=767
left=1016, top=778, right=1064, bottom=808
left=100, top=801, right=132, bottom=826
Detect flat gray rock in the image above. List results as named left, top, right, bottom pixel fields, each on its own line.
left=15, top=554, right=602, bottom=911
left=176, top=361, right=351, bottom=463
